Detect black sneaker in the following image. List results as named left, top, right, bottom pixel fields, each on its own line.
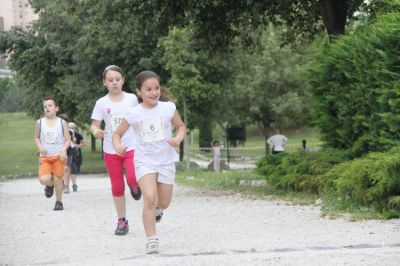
left=54, top=201, right=63, bottom=211
left=130, top=187, right=142, bottom=201
left=156, top=208, right=163, bottom=223
left=115, top=218, right=129, bottom=235
left=45, top=186, right=54, bottom=198
left=72, top=184, right=78, bottom=192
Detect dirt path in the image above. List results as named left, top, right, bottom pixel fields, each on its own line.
left=1, top=174, right=399, bottom=266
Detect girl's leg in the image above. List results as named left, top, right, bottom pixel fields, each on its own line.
left=104, top=153, right=126, bottom=219
left=138, top=174, right=158, bottom=237
left=157, top=183, right=173, bottom=210
left=123, top=150, right=139, bottom=189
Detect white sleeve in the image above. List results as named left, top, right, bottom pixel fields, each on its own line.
left=91, top=100, right=103, bottom=121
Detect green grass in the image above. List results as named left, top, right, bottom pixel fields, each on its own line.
left=0, top=112, right=105, bottom=176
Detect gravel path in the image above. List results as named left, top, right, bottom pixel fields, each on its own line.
left=1, top=174, right=399, bottom=266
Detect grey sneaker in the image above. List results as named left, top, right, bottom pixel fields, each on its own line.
left=115, top=218, right=129, bottom=235
left=146, top=238, right=159, bottom=254
left=155, top=208, right=163, bottom=223
left=72, top=184, right=78, bottom=192
left=63, top=186, right=70, bottom=194
left=54, top=201, right=63, bottom=211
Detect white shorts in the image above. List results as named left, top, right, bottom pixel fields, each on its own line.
left=135, top=161, right=176, bottom=185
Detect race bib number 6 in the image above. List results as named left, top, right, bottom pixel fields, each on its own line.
left=141, top=117, right=164, bottom=143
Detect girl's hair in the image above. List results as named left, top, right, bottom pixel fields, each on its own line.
left=43, top=96, right=59, bottom=107
left=103, top=65, right=125, bottom=80
left=135, top=70, right=173, bottom=102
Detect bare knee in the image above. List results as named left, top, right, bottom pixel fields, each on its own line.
left=157, top=200, right=170, bottom=210
left=38, top=174, right=52, bottom=186
left=143, top=192, right=157, bottom=210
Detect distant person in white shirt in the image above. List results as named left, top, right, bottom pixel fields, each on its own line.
left=267, top=130, right=288, bottom=154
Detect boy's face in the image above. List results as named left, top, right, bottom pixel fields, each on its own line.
left=43, top=99, right=59, bottom=116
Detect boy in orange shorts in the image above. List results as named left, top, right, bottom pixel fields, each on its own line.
left=34, top=96, right=70, bottom=211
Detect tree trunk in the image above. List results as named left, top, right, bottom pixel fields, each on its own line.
left=320, top=0, right=348, bottom=36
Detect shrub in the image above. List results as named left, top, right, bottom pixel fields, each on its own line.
left=322, top=147, right=400, bottom=212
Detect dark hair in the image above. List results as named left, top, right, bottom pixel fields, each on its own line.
left=43, top=96, right=59, bottom=107
left=135, top=71, right=173, bottom=102
left=103, top=65, right=125, bottom=80
left=59, top=113, right=71, bottom=122
left=135, top=70, right=160, bottom=89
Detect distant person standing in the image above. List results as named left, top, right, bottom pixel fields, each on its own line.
left=91, top=65, right=141, bottom=236
left=211, top=140, right=221, bottom=172
left=301, top=139, right=310, bottom=153
left=34, top=96, right=70, bottom=211
left=267, top=130, right=288, bottom=154
left=63, top=122, right=85, bottom=192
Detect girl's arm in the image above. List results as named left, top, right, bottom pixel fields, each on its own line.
left=112, top=118, right=130, bottom=156
left=168, top=111, right=186, bottom=148
left=90, top=119, right=105, bottom=139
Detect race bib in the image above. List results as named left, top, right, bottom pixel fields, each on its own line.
left=110, top=114, right=124, bottom=133
left=141, top=117, right=164, bottom=143
left=43, top=129, right=58, bottom=144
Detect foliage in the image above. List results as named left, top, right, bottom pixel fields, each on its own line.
left=307, top=8, right=400, bottom=153
left=226, top=24, right=313, bottom=142
left=131, top=0, right=372, bottom=49
left=256, top=148, right=348, bottom=193
left=0, top=77, right=24, bottom=112
left=322, top=148, right=400, bottom=214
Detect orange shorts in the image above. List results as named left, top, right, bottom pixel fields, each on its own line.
left=38, top=155, right=66, bottom=178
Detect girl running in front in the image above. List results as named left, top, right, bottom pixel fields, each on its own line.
left=90, top=65, right=142, bottom=236
left=112, top=70, right=186, bottom=254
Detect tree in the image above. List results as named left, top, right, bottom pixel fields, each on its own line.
left=161, top=27, right=230, bottom=148
left=226, top=25, right=312, bottom=152
left=131, top=0, right=369, bottom=50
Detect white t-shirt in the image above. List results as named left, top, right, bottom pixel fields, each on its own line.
left=124, top=101, right=178, bottom=165
left=267, top=134, right=288, bottom=152
left=38, top=117, right=65, bottom=157
left=91, top=92, right=138, bottom=154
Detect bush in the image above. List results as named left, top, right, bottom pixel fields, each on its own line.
left=256, top=148, right=348, bottom=193
left=308, top=8, right=400, bottom=154
left=322, top=147, right=400, bottom=213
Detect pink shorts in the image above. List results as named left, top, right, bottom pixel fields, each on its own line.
left=103, top=150, right=138, bottom=197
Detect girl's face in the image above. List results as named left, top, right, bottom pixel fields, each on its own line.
left=137, top=77, right=160, bottom=108
left=103, top=70, right=124, bottom=94
left=43, top=100, right=59, bottom=117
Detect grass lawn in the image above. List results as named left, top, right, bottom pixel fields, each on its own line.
left=0, top=112, right=322, bottom=176
left=0, top=112, right=105, bottom=176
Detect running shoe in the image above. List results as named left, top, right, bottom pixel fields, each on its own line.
left=54, top=201, right=63, bottom=211
left=72, top=184, right=78, bottom=192
left=44, top=186, right=54, bottom=198
left=155, top=208, right=163, bottom=223
left=146, top=238, right=159, bottom=254
left=115, top=218, right=129, bottom=235
left=130, top=186, right=142, bottom=200
left=63, top=186, right=70, bottom=194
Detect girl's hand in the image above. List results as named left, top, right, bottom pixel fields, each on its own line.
left=93, top=128, right=106, bottom=139
left=115, top=145, right=127, bottom=156
left=167, top=137, right=182, bottom=148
